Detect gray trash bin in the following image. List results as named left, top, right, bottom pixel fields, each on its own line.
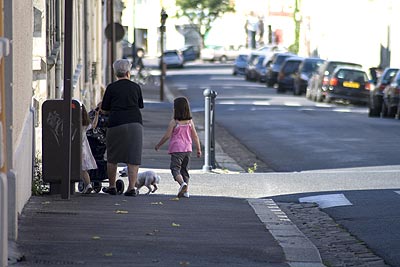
left=42, top=99, right=82, bottom=193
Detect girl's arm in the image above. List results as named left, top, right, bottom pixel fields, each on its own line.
left=92, top=109, right=100, bottom=129
left=155, top=119, right=175, bottom=151
left=190, top=120, right=202, bottom=158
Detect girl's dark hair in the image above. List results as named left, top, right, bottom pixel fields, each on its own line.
left=173, top=97, right=192, bottom=120
left=82, top=104, right=90, bottom=126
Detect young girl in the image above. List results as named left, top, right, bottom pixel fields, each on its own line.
left=81, top=104, right=99, bottom=194
left=155, top=97, right=202, bottom=198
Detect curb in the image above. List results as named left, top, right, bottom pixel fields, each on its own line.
left=248, top=199, right=325, bottom=267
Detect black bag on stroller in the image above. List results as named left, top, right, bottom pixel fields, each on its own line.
left=83, top=108, right=124, bottom=193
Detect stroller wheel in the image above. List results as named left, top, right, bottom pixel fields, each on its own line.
left=116, top=179, right=125, bottom=195
left=77, top=181, right=84, bottom=192
left=93, top=181, right=102, bottom=193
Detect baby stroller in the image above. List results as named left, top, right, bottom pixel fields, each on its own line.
left=78, top=108, right=125, bottom=194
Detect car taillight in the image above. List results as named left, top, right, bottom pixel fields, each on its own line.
left=278, top=72, right=284, bottom=80
left=323, top=76, right=329, bottom=85
left=365, top=82, right=371, bottom=90
left=329, top=77, right=338, bottom=86
left=379, top=84, right=386, bottom=91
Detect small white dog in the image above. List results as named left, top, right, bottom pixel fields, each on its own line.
left=135, top=170, right=161, bottom=195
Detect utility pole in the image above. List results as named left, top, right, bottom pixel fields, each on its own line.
left=159, top=9, right=168, bottom=101
left=62, top=0, right=73, bottom=199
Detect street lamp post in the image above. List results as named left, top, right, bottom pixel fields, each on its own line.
left=160, top=9, right=168, bottom=101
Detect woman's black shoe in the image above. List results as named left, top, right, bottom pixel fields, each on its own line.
left=102, top=187, right=117, bottom=195
left=124, top=188, right=138, bottom=197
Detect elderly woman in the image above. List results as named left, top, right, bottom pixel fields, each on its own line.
left=101, top=59, right=144, bottom=196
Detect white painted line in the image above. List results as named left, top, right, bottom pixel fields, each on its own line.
left=284, top=102, right=302, bottom=107
left=252, top=101, right=271, bottom=106
left=217, top=100, right=237, bottom=105
left=299, top=193, right=352, bottom=209
left=333, top=108, right=352, bottom=113
left=315, top=103, right=333, bottom=108
left=395, top=191, right=400, bottom=195
left=210, top=76, right=243, bottom=80
left=177, top=87, right=187, bottom=91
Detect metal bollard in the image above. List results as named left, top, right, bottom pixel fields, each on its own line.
left=203, top=89, right=217, bottom=172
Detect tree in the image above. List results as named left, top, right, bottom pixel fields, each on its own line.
left=175, top=0, right=235, bottom=46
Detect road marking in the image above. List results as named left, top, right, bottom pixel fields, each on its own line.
left=315, top=103, right=333, bottom=108
left=284, top=102, right=302, bottom=107
left=333, top=108, right=352, bottom=113
left=177, top=87, right=187, bottom=91
left=253, top=100, right=271, bottom=105
left=299, top=193, right=352, bottom=209
left=395, top=191, right=400, bottom=195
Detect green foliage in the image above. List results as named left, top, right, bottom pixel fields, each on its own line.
left=32, top=155, right=49, bottom=195
left=247, top=163, right=257, bottom=173
left=175, top=0, right=235, bottom=44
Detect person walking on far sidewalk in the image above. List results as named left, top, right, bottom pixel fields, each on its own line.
left=101, top=59, right=144, bottom=196
left=155, top=97, right=202, bottom=198
left=80, top=103, right=98, bottom=194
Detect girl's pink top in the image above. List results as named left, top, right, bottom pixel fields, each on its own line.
left=168, top=121, right=192, bottom=154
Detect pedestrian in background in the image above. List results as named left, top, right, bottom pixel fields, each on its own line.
left=101, top=59, right=144, bottom=196
left=155, top=97, right=202, bottom=198
left=81, top=103, right=98, bottom=194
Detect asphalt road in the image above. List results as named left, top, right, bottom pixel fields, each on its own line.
left=166, top=63, right=400, bottom=172
left=164, top=62, right=400, bottom=267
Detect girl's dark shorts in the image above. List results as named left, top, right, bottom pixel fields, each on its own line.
left=170, top=152, right=191, bottom=182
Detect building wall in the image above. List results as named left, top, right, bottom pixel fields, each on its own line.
left=302, top=0, right=400, bottom=70
left=5, top=0, right=34, bottom=240
left=12, top=1, right=34, bottom=147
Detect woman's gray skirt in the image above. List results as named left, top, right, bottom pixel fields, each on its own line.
left=106, top=122, right=143, bottom=165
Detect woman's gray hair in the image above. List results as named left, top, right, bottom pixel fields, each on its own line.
left=113, top=59, right=131, bottom=78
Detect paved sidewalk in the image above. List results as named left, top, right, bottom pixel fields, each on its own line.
left=10, top=66, right=325, bottom=267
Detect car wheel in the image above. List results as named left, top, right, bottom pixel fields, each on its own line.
left=316, top=89, right=323, bottom=102
left=293, top=85, right=300, bottom=96
left=306, top=89, right=311, bottom=99
left=277, top=85, right=286, bottom=94
left=220, top=56, right=227, bottom=63
left=324, top=94, right=332, bottom=103
left=381, top=101, right=389, bottom=118
left=368, top=106, right=380, bottom=117
left=388, top=105, right=397, bottom=118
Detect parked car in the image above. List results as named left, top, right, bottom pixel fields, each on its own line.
left=306, top=60, right=362, bottom=102
left=161, top=50, right=184, bottom=68
left=368, top=67, right=398, bottom=117
left=277, top=56, right=304, bottom=93
left=256, top=57, right=269, bottom=82
left=180, top=45, right=200, bottom=62
left=265, top=53, right=295, bottom=87
left=324, top=67, right=371, bottom=104
left=232, top=54, right=249, bottom=76
left=293, top=57, right=325, bottom=95
left=245, top=53, right=265, bottom=81
left=381, top=70, right=400, bottom=117
left=256, top=45, right=288, bottom=61
left=201, top=45, right=245, bottom=62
